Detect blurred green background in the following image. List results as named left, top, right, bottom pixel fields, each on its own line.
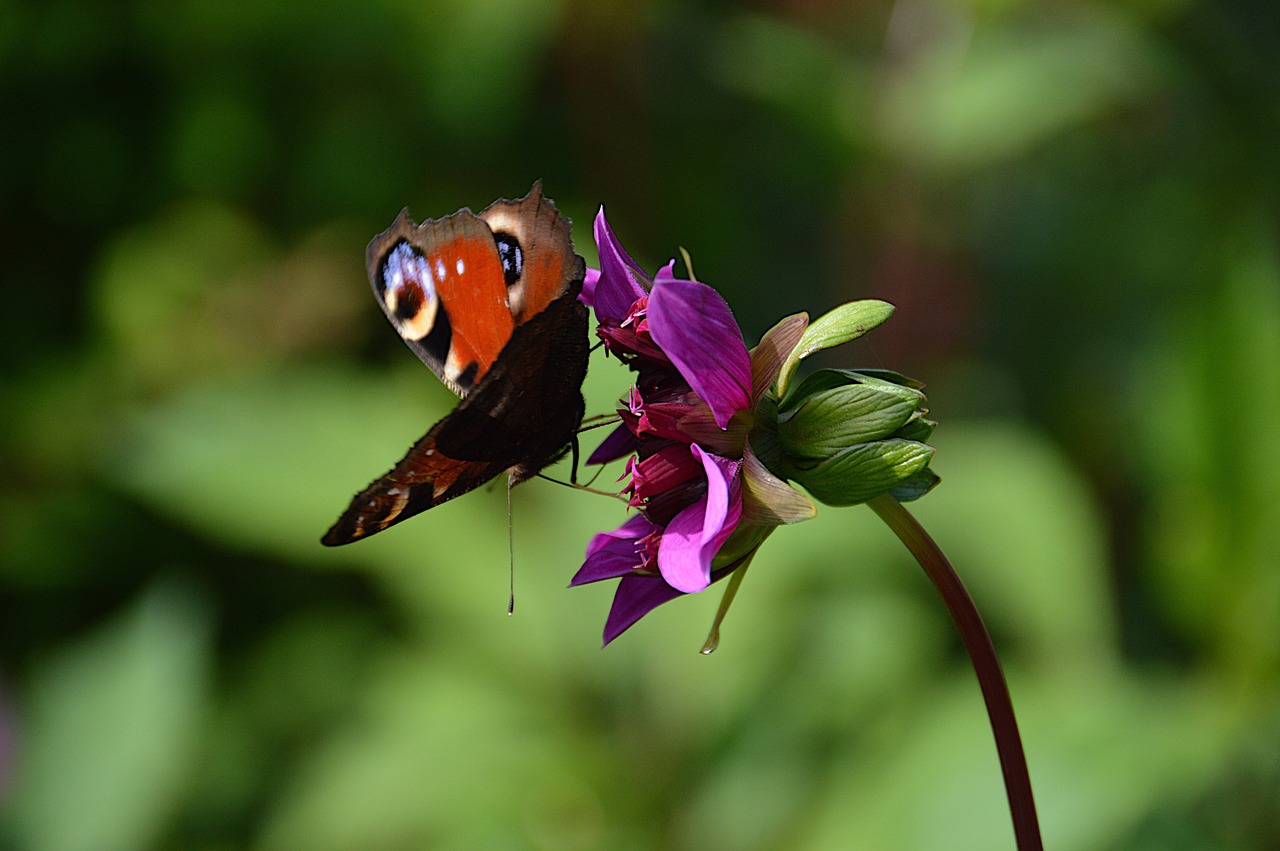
left=2, top=0, right=1279, bottom=848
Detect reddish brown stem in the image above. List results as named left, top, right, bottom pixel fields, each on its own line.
left=868, top=493, right=1043, bottom=851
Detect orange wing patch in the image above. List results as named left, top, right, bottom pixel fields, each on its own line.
left=425, top=232, right=514, bottom=385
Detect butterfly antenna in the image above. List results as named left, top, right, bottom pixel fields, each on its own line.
left=507, top=471, right=516, bottom=615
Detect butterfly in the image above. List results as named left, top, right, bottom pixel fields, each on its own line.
left=322, top=183, right=589, bottom=547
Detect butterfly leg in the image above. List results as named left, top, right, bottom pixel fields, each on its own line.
left=569, top=436, right=581, bottom=485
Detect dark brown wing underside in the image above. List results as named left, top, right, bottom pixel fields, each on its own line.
left=319, top=432, right=510, bottom=546
left=321, top=282, right=589, bottom=546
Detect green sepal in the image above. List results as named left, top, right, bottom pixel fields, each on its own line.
left=775, top=300, right=895, bottom=398
left=847, top=368, right=925, bottom=390
left=775, top=369, right=926, bottom=460
left=889, top=467, right=940, bottom=502
left=892, top=416, right=936, bottom=444
left=749, top=395, right=786, bottom=473
left=740, top=439, right=817, bottom=525
left=712, top=523, right=774, bottom=571
left=778, top=388, right=921, bottom=461
left=785, top=439, right=935, bottom=506
left=750, top=313, right=808, bottom=403
left=779, top=368, right=923, bottom=412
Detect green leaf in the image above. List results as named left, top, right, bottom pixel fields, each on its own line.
left=6, top=580, right=213, bottom=851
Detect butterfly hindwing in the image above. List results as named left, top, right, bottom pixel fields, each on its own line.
left=319, top=434, right=510, bottom=546
left=433, top=284, right=588, bottom=470
left=319, top=285, right=588, bottom=546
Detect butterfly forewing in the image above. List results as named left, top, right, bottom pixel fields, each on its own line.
left=367, top=209, right=515, bottom=396
left=479, top=184, right=581, bottom=325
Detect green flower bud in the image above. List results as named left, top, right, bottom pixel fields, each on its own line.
left=751, top=301, right=940, bottom=507
left=777, top=370, right=926, bottom=460
left=783, top=439, right=935, bottom=506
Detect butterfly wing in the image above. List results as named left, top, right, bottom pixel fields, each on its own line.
left=432, top=280, right=589, bottom=476
left=320, top=283, right=588, bottom=546
left=366, top=181, right=579, bottom=397
left=319, top=432, right=510, bottom=546
left=322, top=184, right=589, bottom=547
left=367, top=209, right=515, bottom=397
left=477, top=182, right=582, bottom=326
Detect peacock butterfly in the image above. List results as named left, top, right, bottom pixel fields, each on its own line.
left=321, top=182, right=589, bottom=546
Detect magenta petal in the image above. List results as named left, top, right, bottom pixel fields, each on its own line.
left=586, top=423, right=637, bottom=466
left=653, top=260, right=678, bottom=285
left=602, top=573, right=685, bottom=646
left=585, top=513, right=652, bottom=557
left=648, top=279, right=751, bottom=429
left=630, top=443, right=702, bottom=499
left=635, top=401, right=690, bottom=442
left=592, top=208, right=649, bottom=325
left=572, top=514, right=655, bottom=586
left=656, top=446, right=742, bottom=593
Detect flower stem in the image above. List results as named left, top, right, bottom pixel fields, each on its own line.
left=867, top=493, right=1043, bottom=851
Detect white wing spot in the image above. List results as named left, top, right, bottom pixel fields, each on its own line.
left=435, top=259, right=447, bottom=282
left=456, top=258, right=465, bottom=276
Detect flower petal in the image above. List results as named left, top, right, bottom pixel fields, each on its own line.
left=673, top=404, right=749, bottom=458
left=749, top=312, right=808, bottom=404
left=585, top=512, right=653, bottom=557
left=591, top=208, right=649, bottom=325
left=653, top=260, right=679, bottom=285
left=636, top=400, right=696, bottom=443
left=656, top=446, right=742, bottom=593
left=648, top=279, right=751, bottom=429
left=630, top=443, right=702, bottom=500
left=586, top=422, right=637, bottom=466
left=572, top=514, right=655, bottom=585
left=602, top=574, right=685, bottom=646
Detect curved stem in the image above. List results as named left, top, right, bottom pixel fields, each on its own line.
left=867, top=493, right=1043, bottom=851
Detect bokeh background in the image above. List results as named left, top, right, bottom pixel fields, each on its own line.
left=3, top=0, right=1279, bottom=848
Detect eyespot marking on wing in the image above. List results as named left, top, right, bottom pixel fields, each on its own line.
left=379, top=242, right=439, bottom=341
left=494, top=233, right=523, bottom=286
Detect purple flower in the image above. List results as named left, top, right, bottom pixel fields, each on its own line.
left=572, top=209, right=812, bottom=645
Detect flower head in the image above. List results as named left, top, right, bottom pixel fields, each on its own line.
left=574, top=208, right=937, bottom=646
left=572, top=210, right=813, bottom=644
